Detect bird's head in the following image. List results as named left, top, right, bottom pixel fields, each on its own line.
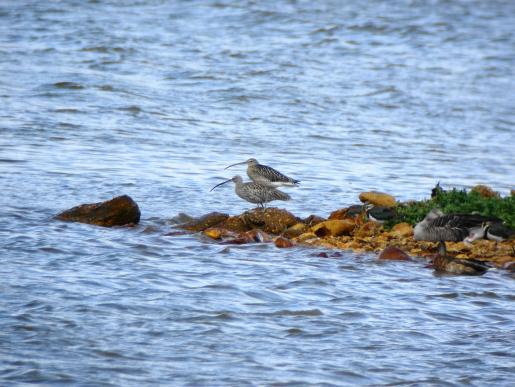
left=225, top=158, right=258, bottom=170
left=210, top=175, right=242, bottom=191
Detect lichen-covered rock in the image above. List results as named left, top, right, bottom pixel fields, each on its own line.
left=55, top=195, right=140, bottom=227
left=219, top=216, right=250, bottom=233
left=471, top=184, right=500, bottom=198
left=180, top=212, right=228, bottom=232
left=390, top=222, right=413, bottom=238
left=203, top=228, right=238, bottom=240
left=295, top=232, right=318, bottom=243
left=359, top=191, right=396, bottom=208
left=283, top=223, right=308, bottom=238
left=378, top=246, right=411, bottom=261
left=311, top=219, right=355, bottom=237
left=274, top=236, right=294, bottom=248
left=242, top=208, right=298, bottom=234
left=353, top=221, right=383, bottom=238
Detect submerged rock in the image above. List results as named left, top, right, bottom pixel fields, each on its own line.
left=55, top=195, right=140, bottom=227
left=359, top=191, right=396, bottom=208
left=274, top=236, right=294, bottom=248
left=180, top=212, right=228, bottom=232
left=378, top=246, right=411, bottom=261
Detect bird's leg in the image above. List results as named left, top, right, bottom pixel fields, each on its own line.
left=438, top=241, right=447, bottom=256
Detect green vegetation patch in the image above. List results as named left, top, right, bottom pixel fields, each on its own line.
left=389, top=189, right=515, bottom=229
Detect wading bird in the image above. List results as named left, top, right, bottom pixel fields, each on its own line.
left=210, top=175, right=290, bottom=208
left=225, top=158, right=300, bottom=188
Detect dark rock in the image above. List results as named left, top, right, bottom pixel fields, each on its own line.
left=180, top=212, right=228, bottom=232
left=282, top=223, right=308, bottom=239
left=55, top=195, right=140, bottom=227
left=302, top=214, right=326, bottom=227
left=329, top=205, right=364, bottom=220
left=503, top=261, right=515, bottom=272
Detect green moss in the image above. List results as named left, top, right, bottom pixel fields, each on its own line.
left=388, top=189, right=515, bottom=229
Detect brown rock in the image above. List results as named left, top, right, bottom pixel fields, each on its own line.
left=219, top=215, right=250, bottom=233
left=390, top=223, right=413, bottom=238
left=221, top=237, right=252, bottom=245
left=203, top=228, right=237, bottom=240
left=274, top=236, right=294, bottom=248
left=329, top=205, right=364, bottom=220
left=378, top=246, right=411, bottom=261
left=180, top=212, right=228, bottom=232
left=302, top=214, right=326, bottom=227
left=244, top=229, right=272, bottom=243
left=242, top=208, right=298, bottom=234
left=471, top=184, right=500, bottom=198
left=359, top=191, right=396, bottom=208
left=283, top=223, right=308, bottom=238
left=311, top=219, right=355, bottom=237
left=503, top=261, right=515, bottom=271
left=55, top=195, right=140, bottom=227
left=328, top=208, right=348, bottom=220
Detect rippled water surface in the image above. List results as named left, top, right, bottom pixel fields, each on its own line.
left=1, top=0, right=515, bottom=385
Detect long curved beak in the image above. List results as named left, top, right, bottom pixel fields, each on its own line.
left=210, top=178, right=233, bottom=192
left=224, top=161, right=247, bottom=170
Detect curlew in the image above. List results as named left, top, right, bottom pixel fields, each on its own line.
left=210, top=175, right=291, bottom=208
left=225, top=158, right=300, bottom=187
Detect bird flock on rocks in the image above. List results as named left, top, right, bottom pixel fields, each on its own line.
left=210, top=158, right=514, bottom=274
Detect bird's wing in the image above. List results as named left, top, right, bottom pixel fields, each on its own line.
left=253, top=164, right=299, bottom=184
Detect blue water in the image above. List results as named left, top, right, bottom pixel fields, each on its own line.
left=1, top=0, right=515, bottom=385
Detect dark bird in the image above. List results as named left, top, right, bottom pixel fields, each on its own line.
left=414, top=209, right=501, bottom=255
left=210, top=175, right=290, bottom=208
left=225, top=158, right=300, bottom=187
left=432, top=255, right=490, bottom=275
left=365, top=204, right=396, bottom=224
left=465, top=221, right=515, bottom=243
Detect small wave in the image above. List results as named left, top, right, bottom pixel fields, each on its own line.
left=272, top=309, right=323, bottom=317
left=53, top=82, right=84, bottom=90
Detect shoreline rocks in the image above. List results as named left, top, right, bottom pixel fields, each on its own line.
left=56, top=185, right=514, bottom=271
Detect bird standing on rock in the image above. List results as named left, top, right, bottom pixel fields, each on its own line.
left=210, top=175, right=291, bottom=208
left=225, top=158, right=300, bottom=188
